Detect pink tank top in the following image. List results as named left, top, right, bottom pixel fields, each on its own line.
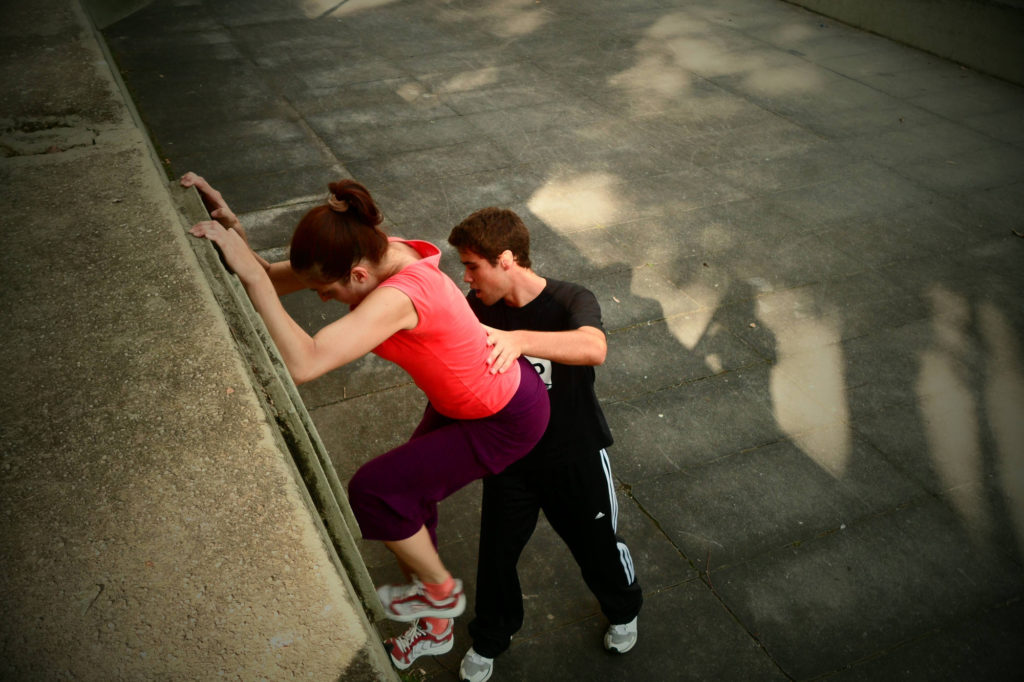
left=373, top=239, right=521, bottom=419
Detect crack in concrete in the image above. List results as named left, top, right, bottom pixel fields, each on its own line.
left=0, top=117, right=133, bottom=157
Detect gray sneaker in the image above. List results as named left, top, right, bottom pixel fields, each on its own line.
left=604, top=617, right=638, bottom=654
left=459, top=647, right=494, bottom=682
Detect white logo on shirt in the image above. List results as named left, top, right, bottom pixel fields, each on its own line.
left=525, top=355, right=552, bottom=390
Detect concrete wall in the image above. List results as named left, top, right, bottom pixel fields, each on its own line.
left=784, top=0, right=1024, bottom=85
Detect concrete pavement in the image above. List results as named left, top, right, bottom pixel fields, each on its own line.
left=11, top=0, right=1024, bottom=679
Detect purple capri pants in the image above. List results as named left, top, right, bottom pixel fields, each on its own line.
left=348, top=357, right=550, bottom=545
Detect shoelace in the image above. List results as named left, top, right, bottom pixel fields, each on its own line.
left=397, top=578, right=425, bottom=598
left=393, top=622, right=428, bottom=652
left=383, top=579, right=427, bottom=609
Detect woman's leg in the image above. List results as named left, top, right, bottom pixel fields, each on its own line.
left=351, top=366, right=549, bottom=588
left=350, top=414, right=491, bottom=625
left=348, top=425, right=492, bottom=546
left=384, top=525, right=449, bottom=584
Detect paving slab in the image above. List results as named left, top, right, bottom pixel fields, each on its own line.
left=712, top=498, right=1024, bottom=679
left=830, top=594, right=1024, bottom=681
left=477, top=578, right=786, bottom=681
left=632, top=435, right=931, bottom=571
left=606, top=369, right=782, bottom=483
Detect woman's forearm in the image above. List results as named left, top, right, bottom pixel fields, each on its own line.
left=241, top=273, right=320, bottom=383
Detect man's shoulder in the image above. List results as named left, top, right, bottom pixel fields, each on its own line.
left=525, top=277, right=602, bottom=334
left=543, top=277, right=591, bottom=296
left=540, top=277, right=597, bottom=307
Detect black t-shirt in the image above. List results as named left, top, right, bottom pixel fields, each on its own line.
left=468, top=278, right=613, bottom=472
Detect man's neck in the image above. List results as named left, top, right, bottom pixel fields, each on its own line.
left=503, top=267, right=546, bottom=308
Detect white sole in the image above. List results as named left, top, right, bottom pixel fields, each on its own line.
left=389, top=636, right=454, bottom=670
left=384, top=593, right=467, bottom=622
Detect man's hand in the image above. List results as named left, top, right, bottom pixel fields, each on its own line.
left=484, top=326, right=524, bottom=374
left=180, top=172, right=247, bottom=242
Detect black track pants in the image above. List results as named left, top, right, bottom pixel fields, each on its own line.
left=468, top=449, right=643, bottom=658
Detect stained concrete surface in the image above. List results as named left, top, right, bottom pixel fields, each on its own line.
left=88, top=0, right=1024, bottom=679
left=783, top=0, right=1024, bottom=86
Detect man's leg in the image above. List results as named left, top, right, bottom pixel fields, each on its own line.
left=467, top=470, right=542, bottom=658
left=542, top=449, right=643, bottom=627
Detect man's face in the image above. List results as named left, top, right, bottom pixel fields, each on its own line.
left=458, top=249, right=509, bottom=305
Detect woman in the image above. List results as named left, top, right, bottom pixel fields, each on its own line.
left=181, top=173, right=550, bottom=670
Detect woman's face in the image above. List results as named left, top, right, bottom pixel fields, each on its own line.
left=299, top=272, right=368, bottom=306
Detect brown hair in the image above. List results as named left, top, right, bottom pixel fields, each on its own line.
left=289, top=179, right=387, bottom=282
left=448, top=207, right=531, bottom=268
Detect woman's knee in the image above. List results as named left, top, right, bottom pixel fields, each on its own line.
left=348, top=459, right=385, bottom=508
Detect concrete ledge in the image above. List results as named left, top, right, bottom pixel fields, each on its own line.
left=0, top=0, right=396, bottom=678
left=81, top=0, right=386, bottom=629
left=784, top=0, right=1024, bottom=85
left=175, top=186, right=385, bottom=626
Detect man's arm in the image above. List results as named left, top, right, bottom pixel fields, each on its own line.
left=485, top=325, right=606, bottom=374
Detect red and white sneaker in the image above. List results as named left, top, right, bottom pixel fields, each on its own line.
left=377, top=577, right=466, bottom=621
left=385, top=619, right=454, bottom=670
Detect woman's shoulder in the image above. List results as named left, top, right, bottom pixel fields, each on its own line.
left=389, top=237, right=441, bottom=262
left=379, top=240, right=453, bottom=305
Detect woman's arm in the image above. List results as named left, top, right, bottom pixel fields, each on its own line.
left=181, top=172, right=307, bottom=296
left=294, top=286, right=417, bottom=383
left=189, top=221, right=417, bottom=384
left=180, top=172, right=245, bottom=233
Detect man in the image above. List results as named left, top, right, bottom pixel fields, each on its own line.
left=448, top=208, right=643, bottom=682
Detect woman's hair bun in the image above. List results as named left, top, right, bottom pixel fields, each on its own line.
left=328, top=179, right=382, bottom=227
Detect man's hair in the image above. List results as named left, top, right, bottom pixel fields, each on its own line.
left=448, top=207, right=531, bottom=269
